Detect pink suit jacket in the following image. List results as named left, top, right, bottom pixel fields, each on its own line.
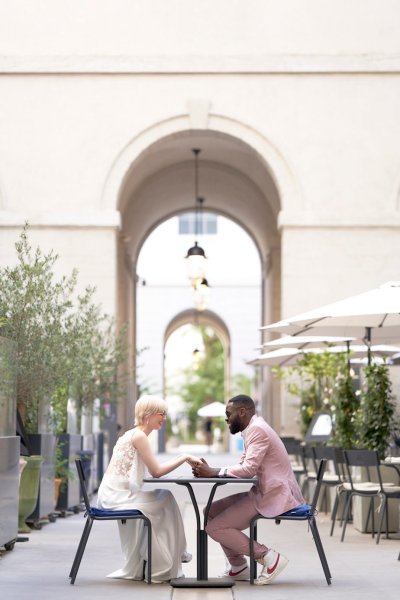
left=226, top=415, right=304, bottom=518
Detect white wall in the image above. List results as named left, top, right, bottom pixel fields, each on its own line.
left=136, top=216, right=261, bottom=394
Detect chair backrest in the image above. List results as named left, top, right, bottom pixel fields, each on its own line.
left=313, top=446, right=341, bottom=479
left=281, top=437, right=303, bottom=462
left=343, top=449, right=383, bottom=490
left=75, top=459, right=91, bottom=511
left=301, top=444, right=318, bottom=476
left=332, top=447, right=347, bottom=481
left=310, top=459, right=327, bottom=514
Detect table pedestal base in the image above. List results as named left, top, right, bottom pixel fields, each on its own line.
left=170, top=577, right=235, bottom=588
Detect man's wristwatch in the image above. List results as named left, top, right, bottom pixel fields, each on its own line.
left=222, top=468, right=228, bottom=477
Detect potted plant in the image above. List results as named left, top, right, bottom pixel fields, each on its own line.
left=0, top=333, right=20, bottom=547
left=355, top=363, right=399, bottom=458
left=346, top=362, right=399, bottom=534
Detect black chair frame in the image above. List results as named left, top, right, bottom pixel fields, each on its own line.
left=69, top=459, right=152, bottom=584
left=312, top=446, right=342, bottom=515
left=249, top=459, right=332, bottom=586
left=342, top=449, right=400, bottom=544
left=329, top=447, right=351, bottom=537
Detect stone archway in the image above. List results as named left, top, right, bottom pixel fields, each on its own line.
left=107, top=118, right=301, bottom=431
left=164, top=307, right=231, bottom=397
left=161, top=309, right=231, bottom=452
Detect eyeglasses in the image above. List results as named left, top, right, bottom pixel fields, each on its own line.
left=156, top=411, right=167, bottom=417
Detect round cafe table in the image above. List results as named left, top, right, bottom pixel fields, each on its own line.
left=143, top=476, right=256, bottom=587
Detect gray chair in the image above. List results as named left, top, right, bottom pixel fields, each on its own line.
left=342, top=449, right=400, bottom=544
left=328, top=447, right=351, bottom=537
left=249, top=459, right=332, bottom=586
left=280, top=437, right=306, bottom=484
left=312, top=445, right=343, bottom=514
left=69, top=459, right=152, bottom=584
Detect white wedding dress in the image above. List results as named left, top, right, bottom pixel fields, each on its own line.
left=97, top=428, right=188, bottom=583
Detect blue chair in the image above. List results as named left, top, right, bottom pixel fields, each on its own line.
left=249, top=459, right=332, bottom=585
left=69, top=459, right=152, bottom=584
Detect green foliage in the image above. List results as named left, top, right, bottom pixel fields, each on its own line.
left=54, top=441, right=75, bottom=488
left=0, top=225, right=77, bottom=432
left=354, top=364, right=400, bottom=458
left=174, top=326, right=224, bottom=437
left=274, top=350, right=347, bottom=436
left=0, top=224, right=129, bottom=434
left=230, top=373, right=253, bottom=397
left=330, top=371, right=359, bottom=448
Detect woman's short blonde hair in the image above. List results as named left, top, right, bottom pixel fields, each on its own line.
left=134, top=394, right=168, bottom=426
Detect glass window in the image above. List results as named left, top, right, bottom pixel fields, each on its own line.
left=179, top=213, right=217, bottom=235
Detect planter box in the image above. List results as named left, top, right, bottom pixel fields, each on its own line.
left=26, top=433, right=57, bottom=525
left=57, top=433, right=82, bottom=513
left=94, top=432, right=104, bottom=490
left=0, top=436, right=19, bottom=548
left=353, top=465, right=400, bottom=533
left=82, top=433, right=96, bottom=496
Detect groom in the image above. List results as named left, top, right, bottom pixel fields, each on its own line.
left=192, top=394, right=304, bottom=585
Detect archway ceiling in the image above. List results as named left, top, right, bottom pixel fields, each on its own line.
left=164, top=308, right=230, bottom=353
left=119, top=131, right=281, bottom=261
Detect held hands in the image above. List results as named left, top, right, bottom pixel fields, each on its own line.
left=185, top=455, right=203, bottom=467
left=191, top=457, right=219, bottom=478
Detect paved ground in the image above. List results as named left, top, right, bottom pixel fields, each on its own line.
left=1, top=452, right=399, bottom=600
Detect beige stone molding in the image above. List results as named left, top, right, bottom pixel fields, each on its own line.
left=1, top=54, right=400, bottom=74
left=278, top=210, right=400, bottom=229
left=0, top=210, right=121, bottom=228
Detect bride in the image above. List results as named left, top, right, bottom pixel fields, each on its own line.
left=97, top=394, right=199, bottom=583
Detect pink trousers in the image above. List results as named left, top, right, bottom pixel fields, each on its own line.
left=205, top=491, right=268, bottom=567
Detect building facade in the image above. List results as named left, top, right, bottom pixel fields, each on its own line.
left=1, top=1, right=400, bottom=433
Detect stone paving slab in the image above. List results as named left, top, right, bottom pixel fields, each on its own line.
left=0, top=453, right=399, bottom=600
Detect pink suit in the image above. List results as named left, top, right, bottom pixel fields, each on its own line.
left=205, top=415, right=304, bottom=566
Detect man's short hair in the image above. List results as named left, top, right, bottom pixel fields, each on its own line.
left=228, top=394, right=255, bottom=412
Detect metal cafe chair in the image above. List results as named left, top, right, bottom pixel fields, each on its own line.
left=300, top=444, right=318, bottom=502
left=329, top=447, right=352, bottom=537
left=249, top=459, right=332, bottom=585
left=312, top=446, right=343, bottom=514
left=280, top=437, right=306, bottom=485
left=342, top=449, right=400, bottom=544
left=69, top=459, right=152, bottom=584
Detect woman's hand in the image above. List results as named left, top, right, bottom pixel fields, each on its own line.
left=185, top=454, right=202, bottom=466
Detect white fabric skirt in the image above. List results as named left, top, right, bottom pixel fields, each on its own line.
left=97, top=477, right=187, bottom=583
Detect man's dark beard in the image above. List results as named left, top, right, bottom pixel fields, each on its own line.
left=228, top=416, right=241, bottom=435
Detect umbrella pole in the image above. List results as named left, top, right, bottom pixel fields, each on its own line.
left=365, top=327, right=372, bottom=365
left=346, top=340, right=351, bottom=373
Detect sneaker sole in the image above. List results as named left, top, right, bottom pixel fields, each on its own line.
left=219, top=567, right=250, bottom=581
left=254, top=555, right=288, bottom=585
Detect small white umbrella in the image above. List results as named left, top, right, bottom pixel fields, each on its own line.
left=197, top=401, right=226, bottom=417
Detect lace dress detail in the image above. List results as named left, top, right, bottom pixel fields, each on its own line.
left=105, top=428, right=145, bottom=492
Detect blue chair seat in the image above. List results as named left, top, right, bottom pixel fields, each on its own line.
left=89, top=506, right=144, bottom=518
left=279, top=503, right=312, bottom=518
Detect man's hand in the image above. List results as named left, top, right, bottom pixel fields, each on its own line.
left=192, top=457, right=220, bottom=478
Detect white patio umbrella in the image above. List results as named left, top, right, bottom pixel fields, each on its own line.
left=197, top=401, right=226, bottom=417
left=261, top=281, right=400, bottom=350
left=261, top=335, right=356, bottom=349
left=247, top=344, right=400, bottom=367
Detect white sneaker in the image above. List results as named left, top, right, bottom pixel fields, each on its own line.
left=219, top=563, right=250, bottom=581
left=254, top=549, right=288, bottom=585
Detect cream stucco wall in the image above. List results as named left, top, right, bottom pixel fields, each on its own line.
left=1, top=1, right=400, bottom=433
